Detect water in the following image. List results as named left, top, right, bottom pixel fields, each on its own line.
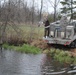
left=0, top=49, right=76, bottom=75
left=41, top=55, right=76, bottom=75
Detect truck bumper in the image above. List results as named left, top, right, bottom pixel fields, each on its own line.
left=43, top=37, right=71, bottom=45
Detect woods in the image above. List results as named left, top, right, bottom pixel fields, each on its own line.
left=0, top=0, right=75, bottom=45
left=0, top=0, right=76, bottom=23
left=0, top=0, right=39, bottom=23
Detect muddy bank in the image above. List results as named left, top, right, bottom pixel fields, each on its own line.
left=30, top=39, right=76, bottom=56
left=30, top=39, right=49, bottom=50
left=3, top=38, right=76, bottom=57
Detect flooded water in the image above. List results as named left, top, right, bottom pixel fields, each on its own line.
left=0, top=49, right=76, bottom=75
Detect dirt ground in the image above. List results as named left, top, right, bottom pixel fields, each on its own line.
left=30, top=39, right=49, bottom=50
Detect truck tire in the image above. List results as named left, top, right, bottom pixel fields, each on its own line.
left=70, top=41, right=76, bottom=48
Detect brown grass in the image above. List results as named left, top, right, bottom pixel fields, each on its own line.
left=6, top=34, right=26, bottom=46
left=70, top=49, right=76, bottom=57
left=30, top=39, right=49, bottom=50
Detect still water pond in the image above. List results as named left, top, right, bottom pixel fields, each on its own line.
left=0, top=49, right=76, bottom=75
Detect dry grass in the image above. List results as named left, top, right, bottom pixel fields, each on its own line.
left=19, top=24, right=44, bottom=40
left=30, top=39, right=49, bottom=50
left=3, top=23, right=44, bottom=45
left=70, top=49, right=76, bottom=57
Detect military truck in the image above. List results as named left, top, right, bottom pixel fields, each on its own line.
left=43, top=16, right=76, bottom=47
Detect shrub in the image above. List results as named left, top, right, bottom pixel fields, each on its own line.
left=50, top=49, right=76, bottom=64
left=7, top=34, right=26, bottom=46
left=2, top=43, right=9, bottom=49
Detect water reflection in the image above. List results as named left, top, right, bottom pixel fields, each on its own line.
left=41, top=55, right=76, bottom=75
left=0, top=49, right=45, bottom=75
left=0, top=49, right=76, bottom=75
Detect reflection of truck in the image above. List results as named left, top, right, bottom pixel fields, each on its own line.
left=43, top=16, right=76, bottom=47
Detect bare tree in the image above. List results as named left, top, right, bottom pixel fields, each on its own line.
left=31, top=0, right=35, bottom=24
left=0, top=0, right=23, bottom=44
left=48, top=0, right=60, bottom=21
left=40, top=0, right=43, bottom=21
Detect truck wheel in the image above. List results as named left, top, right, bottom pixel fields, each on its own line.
left=70, top=41, right=76, bottom=48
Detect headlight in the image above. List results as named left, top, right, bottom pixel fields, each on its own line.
left=50, top=31, right=54, bottom=37
left=61, top=32, right=65, bottom=38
